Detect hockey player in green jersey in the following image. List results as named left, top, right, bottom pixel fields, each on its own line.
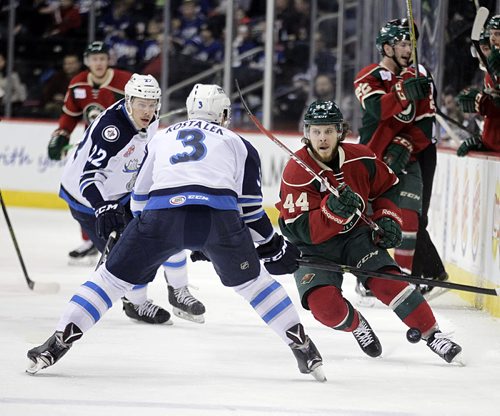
left=276, top=99, right=463, bottom=364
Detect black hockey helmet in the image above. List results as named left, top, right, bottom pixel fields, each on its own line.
left=84, top=41, right=109, bottom=57
left=303, top=100, right=349, bottom=141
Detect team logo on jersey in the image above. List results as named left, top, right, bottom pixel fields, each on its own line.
left=84, top=103, right=105, bottom=125
left=102, top=125, right=120, bottom=142
left=393, top=103, right=415, bottom=123
left=170, top=196, right=186, bottom=205
left=300, top=273, right=315, bottom=285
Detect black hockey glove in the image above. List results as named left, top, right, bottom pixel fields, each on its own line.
left=95, top=200, right=128, bottom=240
left=325, top=184, right=362, bottom=220
left=402, top=76, right=431, bottom=100
left=487, top=47, right=500, bottom=76
left=457, top=88, right=481, bottom=113
left=48, top=129, right=70, bottom=160
left=190, top=250, right=210, bottom=262
left=372, top=217, right=402, bottom=249
left=456, top=136, right=483, bottom=157
left=383, top=136, right=413, bottom=174
left=256, top=233, right=301, bottom=275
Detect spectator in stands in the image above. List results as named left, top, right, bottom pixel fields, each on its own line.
left=0, top=52, right=27, bottom=114
left=43, top=0, right=82, bottom=38
left=182, top=24, right=223, bottom=63
left=41, top=53, right=82, bottom=117
left=312, top=73, right=335, bottom=101
left=171, top=0, right=207, bottom=50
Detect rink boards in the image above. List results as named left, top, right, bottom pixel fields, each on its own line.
left=1, top=119, right=499, bottom=316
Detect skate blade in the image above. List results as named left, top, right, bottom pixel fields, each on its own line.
left=355, top=296, right=376, bottom=308
left=68, top=256, right=98, bottom=267
left=309, top=364, right=327, bottom=382
left=26, top=358, right=48, bottom=375
left=424, top=288, right=449, bottom=302
left=172, top=307, right=205, bottom=324
left=450, top=351, right=466, bottom=367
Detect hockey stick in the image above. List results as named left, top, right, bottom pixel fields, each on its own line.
left=0, top=190, right=60, bottom=294
left=298, top=258, right=500, bottom=296
left=435, top=114, right=463, bottom=147
left=234, top=79, right=381, bottom=234
left=471, top=7, right=498, bottom=84
left=405, top=0, right=419, bottom=74
left=95, top=231, right=118, bottom=271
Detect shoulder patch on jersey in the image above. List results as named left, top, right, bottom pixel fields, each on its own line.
left=102, top=125, right=120, bottom=142
left=74, top=88, right=87, bottom=99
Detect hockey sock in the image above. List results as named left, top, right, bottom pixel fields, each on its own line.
left=233, top=268, right=301, bottom=344
left=56, top=266, right=135, bottom=332
left=307, top=286, right=359, bottom=331
left=123, top=284, right=148, bottom=305
left=394, top=208, right=419, bottom=273
left=163, top=251, right=189, bottom=289
left=82, top=228, right=90, bottom=241
left=368, top=273, right=437, bottom=334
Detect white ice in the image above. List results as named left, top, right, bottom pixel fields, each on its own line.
left=1, top=207, right=499, bottom=416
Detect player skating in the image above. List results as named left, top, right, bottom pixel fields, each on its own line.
left=27, top=84, right=325, bottom=381
left=276, top=99, right=463, bottom=364
left=57, top=73, right=205, bottom=324
left=47, top=41, right=132, bottom=265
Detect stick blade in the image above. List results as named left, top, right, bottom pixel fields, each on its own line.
left=32, top=281, right=60, bottom=294
left=472, top=7, right=489, bottom=40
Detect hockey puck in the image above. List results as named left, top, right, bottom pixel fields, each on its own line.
left=406, top=328, right=422, bottom=344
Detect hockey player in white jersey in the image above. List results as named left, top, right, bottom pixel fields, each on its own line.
left=27, top=84, right=325, bottom=382
left=57, top=73, right=205, bottom=324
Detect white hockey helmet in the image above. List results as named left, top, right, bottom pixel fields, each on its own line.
left=125, top=73, right=162, bottom=117
left=186, top=84, right=231, bottom=127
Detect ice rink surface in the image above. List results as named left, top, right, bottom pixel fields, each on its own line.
left=1, top=207, right=499, bottom=416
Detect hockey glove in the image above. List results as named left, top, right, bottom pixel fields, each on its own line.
left=401, top=76, right=431, bottom=100
left=325, top=184, right=362, bottom=221
left=457, top=88, right=481, bottom=113
left=456, top=136, right=483, bottom=157
left=256, top=233, right=301, bottom=275
left=383, top=136, right=413, bottom=174
left=487, top=47, right=500, bottom=76
left=372, top=217, right=402, bottom=249
left=95, top=200, right=128, bottom=240
left=190, top=250, right=210, bottom=262
left=48, top=129, right=70, bottom=160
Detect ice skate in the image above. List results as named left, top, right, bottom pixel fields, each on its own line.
left=122, top=297, right=172, bottom=324
left=286, top=323, right=326, bottom=382
left=425, top=330, right=463, bottom=364
left=26, top=323, right=82, bottom=375
left=355, top=280, right=376, bottom=308
left=419, top=272, right=449, bottom=301
left=352, top=312, right=382, bottom=357
left=68, top=240, right=98, bottom=266
left=168, top=285, right=206, bottom=323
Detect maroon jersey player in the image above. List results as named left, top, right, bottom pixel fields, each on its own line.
left=276, top=100, right=463, bottom=364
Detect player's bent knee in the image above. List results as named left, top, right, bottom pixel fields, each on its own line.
left=307, top=286, right=352, bottom=328
left=232, top=268, right=275, bottom=301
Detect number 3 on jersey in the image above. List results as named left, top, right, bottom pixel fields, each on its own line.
left=282, top=192, right=309, bottom=213
left=170, top=129, right=207, bottom=164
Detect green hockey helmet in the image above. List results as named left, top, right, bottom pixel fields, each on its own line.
left=303, top=100, right=348, bottom=140
left=486, top=15, right=500, bottom=30
left=376, top=18, right=418, bottom=55
left=479, top=28, right=491, bottom=45
left=84, top=41, right=109, bottom=57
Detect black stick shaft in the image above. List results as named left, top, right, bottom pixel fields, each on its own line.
left=95, top=231, right=118, bottom=271
left=298, top=259, right=499, bottom=296
left=0, top=190, right=34, bottom=289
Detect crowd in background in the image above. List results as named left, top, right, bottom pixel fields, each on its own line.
left=0, top=0, right=496, bottom=135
